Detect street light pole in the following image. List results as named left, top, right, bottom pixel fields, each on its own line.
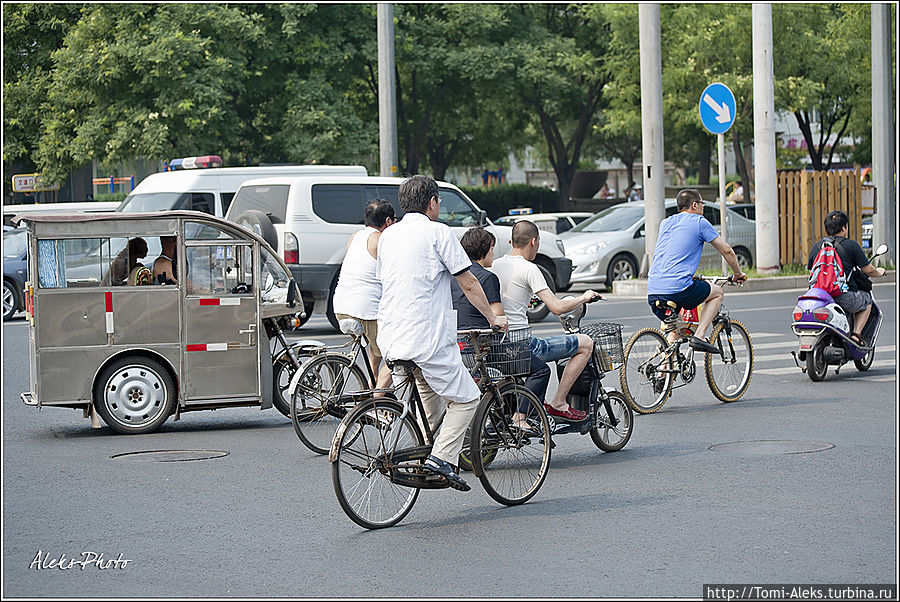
left=871, top=4, right=895, bottom=266
left=752, top=3, right=779, bottom=275
left=638, top=4, right=666, bottom=277
left=377, top=3, right=399, bottom=177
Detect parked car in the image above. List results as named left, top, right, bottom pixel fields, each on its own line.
left=495, top=211, right=593, bottom=234
left=560, top=201, right=756, bottom=289
left=3, top=227, right=28, bottom=320
left=225, top=176, right=573, bottom=327
left=729, top=203, right=756, bottom=221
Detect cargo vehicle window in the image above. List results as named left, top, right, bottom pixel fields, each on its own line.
left=436, top=190, right=480, bottom=227
left=228, top=185, right=290, bottom=223
left=185, top=222, right=239, bottom=240
left=37, top=237, right=161, bottom=288
left=184, top=244, right=253, bottom=296
left=261, top=247, right=291, bottom=305
left=311, top=185, right=365, bottom=224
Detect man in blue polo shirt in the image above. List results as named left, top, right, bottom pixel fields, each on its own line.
left=647, top=189, right=747, bottom=351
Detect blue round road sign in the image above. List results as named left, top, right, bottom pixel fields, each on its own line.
left=699, top=82, right=736, bottom=135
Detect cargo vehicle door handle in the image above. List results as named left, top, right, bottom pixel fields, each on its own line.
left=239, top=324, right=256, bottom=346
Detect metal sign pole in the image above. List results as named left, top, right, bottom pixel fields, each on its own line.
left=718, top=132, right=727, bottom=275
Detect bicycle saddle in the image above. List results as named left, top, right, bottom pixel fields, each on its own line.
left=388, top=359, right=420, bottom=371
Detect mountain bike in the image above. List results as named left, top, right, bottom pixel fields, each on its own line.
left=290, top=320, right=376, bottom=454
left=619, top=275, right=754, bottom=413
left=330, top=328, right=552, bottom=530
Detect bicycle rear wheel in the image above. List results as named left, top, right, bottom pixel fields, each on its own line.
left=705, top=319, right=753, bottom=402
left=470, top=384, right=551, bottom=506
left=619, top=328, right=673, bottom=414
left=331, top=399, right=424, bottom=530
left=590, top=390, right=633, bottom=452
left=291, top=354, right=369, bottom=454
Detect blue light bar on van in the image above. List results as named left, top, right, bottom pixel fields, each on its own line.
left=168, top=155, right=223, bottom=170
left=509, top=207, right=533, bottom=215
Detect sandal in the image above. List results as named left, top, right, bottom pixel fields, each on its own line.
left=849, top=333, right=868, bottom=348
left=544, top=403, right=587, bottom=422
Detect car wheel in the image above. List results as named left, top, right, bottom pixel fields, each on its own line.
left=734, top=247, right=753, bottom=270
left=2, top=280, right=20, bottom=321
left=605, top=253, right=638, bottom=288
left=527, top=264, right=555, bottom=323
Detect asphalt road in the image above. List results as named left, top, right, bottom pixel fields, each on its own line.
left=2, top=283, right=896, bottom=597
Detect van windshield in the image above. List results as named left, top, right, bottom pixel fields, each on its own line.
left=118, top=192, right=215, bottom=214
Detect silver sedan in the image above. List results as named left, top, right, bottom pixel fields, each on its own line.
left=560, top=200, right=756, bottom=289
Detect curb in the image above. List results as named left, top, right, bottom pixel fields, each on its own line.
left=612, top=270, right=896, bottom=296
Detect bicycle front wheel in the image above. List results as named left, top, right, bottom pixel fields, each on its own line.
left=705, top=319, right=753, bottom=402
left=291, top=354, right=369, bottom=455
left=619, top=328, right=673, bottom=414
left=470, top=384, right=551, bottom=506
left=331, top=399, right=424, bottom=530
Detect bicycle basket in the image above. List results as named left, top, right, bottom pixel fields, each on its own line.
left=457, top=327, right=531, bottom=378
left=581, top=322, right=625, bottom=371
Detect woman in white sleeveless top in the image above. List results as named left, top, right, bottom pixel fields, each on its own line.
left=332, top=199, right=396, bottom=390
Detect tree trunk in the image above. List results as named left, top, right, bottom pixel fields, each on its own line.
left=698, top=141, right=711, bottom=185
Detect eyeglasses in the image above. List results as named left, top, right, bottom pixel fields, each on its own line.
left=433, top=195, right=443, bottom=204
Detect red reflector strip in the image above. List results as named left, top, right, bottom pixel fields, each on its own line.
left=186, top=343, right=241, bottom=352
left=198, top=298, right=241, bottom=306
left=105, top=292, right=113, bottom=312
left=199, top=299, right=219, bottom=306
left=186, top=344, right=206, bottom=352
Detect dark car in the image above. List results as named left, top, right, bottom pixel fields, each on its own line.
left=3, top=228, right=27, bottom=320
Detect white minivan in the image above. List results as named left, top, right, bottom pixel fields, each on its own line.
left=116, top=163, right=368, bottom=217
left=225, top=176, right=573, bottom=328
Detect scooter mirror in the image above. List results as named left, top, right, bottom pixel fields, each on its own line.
left=874, top=244, right=888, bottom=257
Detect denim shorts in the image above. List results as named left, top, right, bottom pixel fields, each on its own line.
left=530, top=335, right=580, bottom=363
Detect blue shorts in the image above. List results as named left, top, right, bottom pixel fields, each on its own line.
left=647, top=279, right=711, bottom=321
left=530, top=335, right=580, bottom=363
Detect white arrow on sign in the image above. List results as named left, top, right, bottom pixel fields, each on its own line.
left=703, top=93, right=732, bottom=123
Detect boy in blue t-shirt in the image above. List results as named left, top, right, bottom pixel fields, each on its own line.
left=647, top=189, right=747, bottom=352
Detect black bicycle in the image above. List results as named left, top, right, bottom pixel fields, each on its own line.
left=330, top=328, right=552, bottom=529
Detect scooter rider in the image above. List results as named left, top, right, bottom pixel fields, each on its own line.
left=807, top=210, right=886, bottom=347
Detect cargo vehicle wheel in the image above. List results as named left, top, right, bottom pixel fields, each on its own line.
left=94, top=357, right=175, bottom=434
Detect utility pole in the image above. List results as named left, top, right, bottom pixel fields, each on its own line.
left=752, top=3, right=779, bottom=274
left=377, top=4, right=399, bottom=177
left=871, top=3, right=895, bottom=266
left=638, top=4, right=666, bottom=277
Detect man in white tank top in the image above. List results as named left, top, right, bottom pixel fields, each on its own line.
left=332, top=199, right=396, bottom=391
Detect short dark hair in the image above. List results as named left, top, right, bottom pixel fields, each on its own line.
left=364, top=199, right=395, bottom=228
left=398, top=175, right=439, bottom=214
left=824, top=210, right=849, bottom=236
left=676, top=189, right=702, bottom=212
left=511, top=220, right=539, bottom=248
left=460, top=227, right=496, bottom=261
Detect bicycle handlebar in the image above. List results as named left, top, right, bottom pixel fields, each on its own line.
left=694, top=274, right=743, bottom=286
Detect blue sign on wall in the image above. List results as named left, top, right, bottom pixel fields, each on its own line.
left=699, top=82, right=736, bottom=135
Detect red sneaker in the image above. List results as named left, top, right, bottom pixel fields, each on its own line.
left=544, top=404, right=587, bottom=422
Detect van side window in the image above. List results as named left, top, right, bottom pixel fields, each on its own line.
left=311, top=184, right=365, bottom=224
left=220, top=192, right=235, bottom=215
left=184, top=244, right=253, bottom=296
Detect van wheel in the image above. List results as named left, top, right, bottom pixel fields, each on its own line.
left=94, top=357, right=175, bottom=434
left=326, top=272, right=341, bottom=332
left=527, top=264, right=555, bottom=323
left=234, top=210, right=278, bottom=250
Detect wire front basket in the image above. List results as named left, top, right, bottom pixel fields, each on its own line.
left=581, top=322, right=625, bottom=371
left=458, top=327, right=532, bottom=378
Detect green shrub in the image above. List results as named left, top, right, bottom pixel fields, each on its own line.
left=94, top=192, right=128, bottom=203
left=459, top=184, right=559, bottom=220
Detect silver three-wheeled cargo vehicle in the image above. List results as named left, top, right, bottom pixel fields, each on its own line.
left=17, top=211, right=308, bottom=434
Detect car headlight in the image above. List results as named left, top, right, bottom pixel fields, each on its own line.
left=556, top=239, right=565, bottom=254
left=571, top=241, right=609, bottom=256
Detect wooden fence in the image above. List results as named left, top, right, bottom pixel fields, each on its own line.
left=777, top=169, right=863, bottom=265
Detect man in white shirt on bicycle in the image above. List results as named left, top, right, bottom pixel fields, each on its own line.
left=377, top=175, right=508, bottom=491
left=491, top=220, right=601, bottom=423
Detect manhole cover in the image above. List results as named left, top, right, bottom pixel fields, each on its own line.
left=709, top=440, right=834, bottom=456
left=111, top=450, right=229, bottom=462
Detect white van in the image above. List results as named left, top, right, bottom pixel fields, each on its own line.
left=116, top=164, right=369, bottom=217
left=225, top=176, right=573, bottom=328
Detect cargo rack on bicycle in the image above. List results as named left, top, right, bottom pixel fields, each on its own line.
left=581, top=322, right=625, bottom=370
left=457, top=327, right=531, bottom=378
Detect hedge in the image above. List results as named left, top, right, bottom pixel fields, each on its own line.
left=460, top=184, right=559, bottom=220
